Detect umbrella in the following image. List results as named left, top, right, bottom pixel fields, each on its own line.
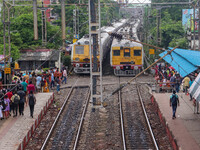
left=169, top=66, right=175, bottom=70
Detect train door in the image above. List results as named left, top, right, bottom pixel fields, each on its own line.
left=124, top=48, right=130, bottom=57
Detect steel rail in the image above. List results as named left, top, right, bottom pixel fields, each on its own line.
left=136, top=83, right=159, bottom=150
left=118, top=77, right=127, bottom=150
left=73, top=89, right=91, bottom=150
left=40, top=79, right=79, bottom=150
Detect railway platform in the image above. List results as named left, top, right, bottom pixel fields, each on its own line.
left=153, top=92, right=200, bottom=150
left=0, top=92, right=53, bottom=150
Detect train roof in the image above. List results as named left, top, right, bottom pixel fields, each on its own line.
left=73, top=19, right=128, bottom=46
left=111, top=39, right=142, bottom=47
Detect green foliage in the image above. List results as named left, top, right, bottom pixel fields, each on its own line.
left=0, top=6, right=62, bottom=61
left=62, top=55, right=71, bottom=68
left=169, top=38, right=188, bottom=48
left=147, top=3, right=189, bottom=49
left=51, top=0, right=120, bottom=38
left=0, top=0, right=121, bottom=62
left=0, top=43, right=20, bottom=60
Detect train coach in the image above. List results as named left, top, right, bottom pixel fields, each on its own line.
left=71, top=19, right=128, bottom=74
left=110, top=19, right=144, bottom=76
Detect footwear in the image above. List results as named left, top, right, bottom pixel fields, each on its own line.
left=22, top=112, right=24, bottom=116
left=172, top=116, right=175, bottom=119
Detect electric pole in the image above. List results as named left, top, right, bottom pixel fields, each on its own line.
left=2, top=0, right=12, bottom=84
left=33, top=0, right=38, bottom=40
left=60, top=0, right=66, bottom=72
left=156, top=7, right=161, bottom=45
left=41, top=1, right=47, bottom=46
left=73, top=6, right=79, bottom=42
left=191, top=0, right=199, bottom=50
left=89, top=0, right=102, bottom=106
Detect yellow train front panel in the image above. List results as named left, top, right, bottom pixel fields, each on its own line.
left=111, top=46, right=143, bottom=76
left=71, top=45, right=100, bottom=74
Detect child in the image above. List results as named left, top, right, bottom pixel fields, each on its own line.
left=4, top=95, right=10, bottom=119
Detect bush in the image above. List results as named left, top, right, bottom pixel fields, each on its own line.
left=62, top=55, right=71, bottom=69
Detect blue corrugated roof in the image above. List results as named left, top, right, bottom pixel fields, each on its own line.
left=168, top=47, right=200, bottom=66
left=159, top=48, right=199, bottom=77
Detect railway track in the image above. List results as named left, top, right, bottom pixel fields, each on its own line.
left=119, top=77, right=159, bottom=150
left=76, top=84, right=123, bottom=149
left=41, top=83, right=90, bottom=150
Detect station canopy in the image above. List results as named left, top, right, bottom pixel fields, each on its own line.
left=159, top=47, right=200, bottom=77
left=189, top=73, right=200, bottom=101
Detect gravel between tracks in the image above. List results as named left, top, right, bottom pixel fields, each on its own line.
left=122, top=84, right=154, bottom=149
left=45, top=87, right=89, bottom=150
left=25, top=88, right=71, bottom=150
left=139, top=84, right=173, bottom=150
left=77, top=84, right=123, bottom=150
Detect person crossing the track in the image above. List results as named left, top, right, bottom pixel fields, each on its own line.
left=170, top=90, right=180, bottom=119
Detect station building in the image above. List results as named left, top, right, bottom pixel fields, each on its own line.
left=18, top=49, right=59, bottom=71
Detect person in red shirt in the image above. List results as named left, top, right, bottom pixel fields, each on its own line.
left=27, top=81, right=35, bottom=94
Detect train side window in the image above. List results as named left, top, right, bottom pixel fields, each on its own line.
left=124, top=48, right=130, bottom=57
left=134, top=50, right=141, bottom=56
left=75, top=46, right=84, bottom=54
left=113, top=50, right=120, bottom=56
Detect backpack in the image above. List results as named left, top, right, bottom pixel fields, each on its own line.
left=18, top=91, right=25, bottom=103
left=14, top=95, right=20, bottom=104
left=29, top=94, right=35, bottom=105
left=171, top=94, right=178, bottom=105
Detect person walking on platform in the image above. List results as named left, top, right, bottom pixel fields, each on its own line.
left=6, top=89, right=13, bottom=116
left=11, top=91, right=20, bottom=117
left=17, top=87, right=26, bottom=115
left=62, top=68, right=67, bottom=84
left=4, top=95, right=10, bottom=119
left=50, top=71, right=55, bottom=89
left=55, top=77, right=61, bottom=94
left=27, top=81, right=35, bottom=94
left=21, top=79, right=28, bottom=94
left=182, top=76, right=190, bottom=95
left=28, top=90, right=36, bottom=118
left=36, top=74, right=42, bottom=92
left=170, top=74, right=176, bottom=90
left=170, top=90, right=180, bottom=119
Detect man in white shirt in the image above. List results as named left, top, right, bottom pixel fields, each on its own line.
left=62, top=68, right=67, bottom=84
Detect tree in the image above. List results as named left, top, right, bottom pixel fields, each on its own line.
left=147, top=3, right=188, bottom=49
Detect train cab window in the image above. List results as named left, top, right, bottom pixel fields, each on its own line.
left=124, top=48, right=130, bottom=57
left=134, top=50, right=141, bottom=56
left=113, top=50, right=120, bottom=56
left=75, top=46, right=84, bottom=54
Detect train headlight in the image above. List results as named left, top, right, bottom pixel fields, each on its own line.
left=134, top=66, right=138, bottom=70
left=76, top=63, right=80, bottom=67
left=116, top=66, right=120, bottom=70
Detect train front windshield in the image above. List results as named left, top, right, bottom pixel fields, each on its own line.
left=75, top=46, right=84, bottom=54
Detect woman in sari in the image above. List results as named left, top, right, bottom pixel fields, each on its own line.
left=42, top=77, right=49, bottom=92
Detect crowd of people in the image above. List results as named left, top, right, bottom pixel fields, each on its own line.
left=154, top=63, right=197, bottom=95
left=154, top=63, right=199, bottom=119
left=0, top=67, right=68, bottom=120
